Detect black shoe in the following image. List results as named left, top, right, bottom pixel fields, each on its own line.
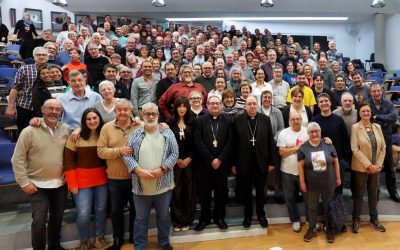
left=128, top=235, right=134, bottom=243
left=258, top=216, right=268, bottom=228
left=326, top=230, right=335, bottom=243
left=215, top=219, right=228, bottom=230
left=274, top=195, right=285, bottom=204
left=369, top=219, right=386, bottom=232
left=303, top=228, right=316, bottom=242
left=352, top=218, right=360, bottom=233
left=107, top=238, right=123, bottom=250
left=194, top=221, right=209, bottom=231
left=161, top=243, right=174, bottom=250
left=341, top=224, right=347, bottom=232
left=242, top=217, right=252, bottom=228
left=389, top=191, right=400, bottom=203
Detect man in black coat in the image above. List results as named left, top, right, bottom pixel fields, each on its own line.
left=232, top=95, right=276, bottom=228
left=194, top=95, right=233, bottom=231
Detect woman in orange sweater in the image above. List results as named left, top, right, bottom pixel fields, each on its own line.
left=64, top=108, right=110, bottom=250
left=63, top=48, right=87, bottom=82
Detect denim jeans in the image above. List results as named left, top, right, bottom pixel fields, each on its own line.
left=73, top=184, right=108, bottom=240
left=108, top=179, right=135, bottom=241
left=281, top=172, right=301, bottom=223
left=30, top=185, right=67, bottom=250
left=132, top=190, right=172, bottom=250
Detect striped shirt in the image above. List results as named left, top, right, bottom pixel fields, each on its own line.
left=123, top=127, right=179, bottom=195
left=12, top=63, right=44, bottom=110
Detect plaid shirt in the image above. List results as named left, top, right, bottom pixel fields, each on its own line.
left=12, top=63, right=43, bottom=110
left=123, top=127, right=179, bottom=195
left=326, top=49, right=343, bottom=70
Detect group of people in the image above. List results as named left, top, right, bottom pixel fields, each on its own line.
left=5, top=16, right=399, bottom=250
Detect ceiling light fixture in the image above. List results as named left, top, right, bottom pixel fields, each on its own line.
left=166, top=17, right=348, bottom=22
left=53, top=0, right=68, bottom=7
left=260, top=0, right=274, bottom=8
left=152, top=0, right=166, bottom=7
left=371, top=0, right=385, bottom=8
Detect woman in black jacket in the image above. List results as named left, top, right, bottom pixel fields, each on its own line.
left=32, top=67, right=54, bottom=117
left=13, top=13, right=38, bottom=40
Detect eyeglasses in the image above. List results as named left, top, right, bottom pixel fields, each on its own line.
left=190, top=97, right=201, bottom=100
left=120, top=71, right=131, bottom=74
left=45, top=106, right=62, bottom=112
left=143, top=112, right=159, bottom=117
left=208, top=102, right=221, bottom=106
left=308, top=130, right=320, bottom=134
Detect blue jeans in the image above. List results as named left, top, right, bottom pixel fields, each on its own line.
left=30, top=185, right=67, bottom=250
left=281, top=172, right=301, bottom=223
left=73, top=184, right=108, bottom=240
left=133, top=190, right=172, bottom=250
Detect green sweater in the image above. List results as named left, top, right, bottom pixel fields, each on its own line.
left=11, top=120, right=70, bottom=188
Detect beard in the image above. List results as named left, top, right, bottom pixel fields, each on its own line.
left=145, top=120, right=158, bottom=127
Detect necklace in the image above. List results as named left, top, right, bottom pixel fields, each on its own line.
left=210, top=119, right=219, bottom=148
left=247, top=118, right=257, bottom=146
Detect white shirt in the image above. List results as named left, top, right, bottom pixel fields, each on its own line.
left=277, top=127, right=309, bottom=175
left=251, top=81, right=273, bottom=105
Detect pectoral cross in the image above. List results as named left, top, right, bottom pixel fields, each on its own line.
left=250, top=137, right=256, bottom=146
left=213, top=139, right=218, bottom=148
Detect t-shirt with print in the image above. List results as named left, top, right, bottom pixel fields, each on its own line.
left=298, top=140, right=337, bottom=192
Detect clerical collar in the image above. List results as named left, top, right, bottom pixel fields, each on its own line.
left=212, top=116, right=218, bottom=120
left=247, top=113, right=257, bottom=120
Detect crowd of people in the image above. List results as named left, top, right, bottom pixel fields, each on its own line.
left=3, top=12, right=399, bottom=250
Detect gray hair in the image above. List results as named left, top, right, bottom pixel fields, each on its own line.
left=68, top=70, right=83, bottom=80
left=115, top=98, right=133, bottom=110
left=229, top=66, right=243, bottom=77
left=341, top=92, right=354, bottom=103
left=98, top=80, right=116, bottom=92
left=179, top=64, right=193, bottom=75
left=42, top=98, right=62, bottom=108
left=307, top=122, right=321, bottom=132
left=33, top=47, right=48, bottom=57
left=142, top=102, right=159, bottom=113
left=43, top=41, right=58, bottom=50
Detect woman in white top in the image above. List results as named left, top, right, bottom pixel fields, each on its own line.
left=251, top=68, right=273, bottom=105
left=94, top=81, right=119, bottom=123
left=208, top=77, right=226, bottom=99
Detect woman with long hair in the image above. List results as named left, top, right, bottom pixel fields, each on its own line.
left=64, top=108, right=110, bottom=250
left=167, top=96, right=196, bottom=232
left=32, top=67, right=54, bottom=117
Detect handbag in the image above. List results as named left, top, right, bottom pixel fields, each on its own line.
left=328, top=192, right=348, bottom=231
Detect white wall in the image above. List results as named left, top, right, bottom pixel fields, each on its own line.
left=385, top=14, right=400, bottom=71
left=1, top=0, right=74, bottom=33
left=222, top=20, right=374, bottom=64
left=354, top=19, right=375, bottom=66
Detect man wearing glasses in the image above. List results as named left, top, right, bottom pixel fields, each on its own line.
left=123, top=102, right=178, bottom=250
left=12, top=99, right=70, bottom=250
left=193, top=95, right=233, bottom=231
left=158, top=65, right=207, bottom=120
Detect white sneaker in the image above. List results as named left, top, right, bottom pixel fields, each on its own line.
left=173, top=227, right=181, bottom=232
left=181, top=225, right=190, bottom=231
left=292, top=222, right=301, bottom=232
